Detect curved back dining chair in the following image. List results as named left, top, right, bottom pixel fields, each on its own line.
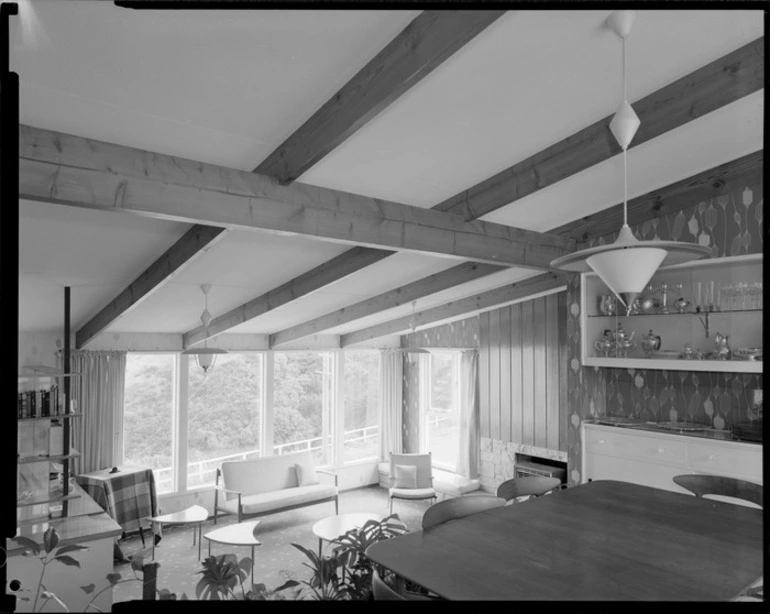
left=421, top=494, right=507, bottom=529
left=371, top=569, right=440, bottom=601
left=388, top=452, right=436, bottom=514
left=495, top=476, right=562, bottom=503
left=672, top=474, right=763, bottom=508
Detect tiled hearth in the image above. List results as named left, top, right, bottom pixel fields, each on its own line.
left=478, top=437, right=568, bottom=493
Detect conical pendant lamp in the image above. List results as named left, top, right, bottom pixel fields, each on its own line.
left=550, top=10, right=710, bottom=308
left=182, top=284, right=228, bottom=374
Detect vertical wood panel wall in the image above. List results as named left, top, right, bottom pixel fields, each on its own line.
left=479, top=291, right=567, bottom=451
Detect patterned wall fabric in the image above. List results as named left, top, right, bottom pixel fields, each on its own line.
left=566, top=175, right=763, bottom=484
left=401, top=358, right=421, bottom=453
left=401, top=317, right=480, bottom=349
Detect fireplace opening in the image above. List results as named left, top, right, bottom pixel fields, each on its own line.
left=514, top=454, right=567, bottom=484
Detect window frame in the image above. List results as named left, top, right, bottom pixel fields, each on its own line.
left=421, top=350, right=462, bottom=473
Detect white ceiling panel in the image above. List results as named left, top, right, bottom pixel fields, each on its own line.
left=482, top=91, right=764, bottom=231
left=12, top=3, right=419, bottom=169
left=301, top=10, right=763, bottom=207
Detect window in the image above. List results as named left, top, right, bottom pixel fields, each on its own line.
left=343, top=351, right=380, bottom=463
left=425, top=352, right=461, bottom=472
left=186, top=353, right=263, bottom=489
left=273, top=351, right=334, bottom=465
left=123, top=354, right=175, bottom=494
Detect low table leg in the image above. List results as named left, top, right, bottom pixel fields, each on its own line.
left=318, top=538, right=323, bottom=557
left=251, top=545, right=255, bottom=587
left=198, top=524, right=202, bottom=560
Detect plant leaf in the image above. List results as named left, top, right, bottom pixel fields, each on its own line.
left=106, top=572, right=122, bottom=586
left=13, top=536, right=41, bottom=556
left=80, top=584, right=96, bottom=595
left=54, top=554, right=81, bottom=567
left=43, top=527, right=59, bottom=554
left=130, top=555, right=145, bottom=572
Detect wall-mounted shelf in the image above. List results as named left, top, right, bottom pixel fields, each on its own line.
left=581, top=254, right=762, bottom=373
left=17, top=493, right=81, bottom=507
left=18, top=413, right=82, bottom=423
left=18, top=452, right=81, bottom=465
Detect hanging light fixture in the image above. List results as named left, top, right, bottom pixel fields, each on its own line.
left=182, top=284, right=228, bottom=374
left=550, top=10, right=710, bottom=309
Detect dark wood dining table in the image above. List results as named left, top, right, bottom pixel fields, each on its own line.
left=365, top=480, right=763, bottom=601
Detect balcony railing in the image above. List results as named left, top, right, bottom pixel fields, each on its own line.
left=152, top=425, right=379, bottom=493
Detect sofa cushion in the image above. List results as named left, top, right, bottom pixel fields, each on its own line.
left=219, top=484, right=338, bottom=516
left=295, top=459, right=319, bottom=486
left=221, top=451, right=318, bottom=498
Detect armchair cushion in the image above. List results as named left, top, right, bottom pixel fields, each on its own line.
left=389, top=486, right=436, bottom=500
left=394, top=464, right=418, bottom=488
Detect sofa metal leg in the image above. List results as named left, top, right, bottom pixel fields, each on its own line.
left=335, top=497, right=339, bottom=515
left=389, top=497, right=393, bottom=515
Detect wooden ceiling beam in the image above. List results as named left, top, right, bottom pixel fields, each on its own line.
left=75, top=224, right=226, bottom=349
left=255, top=10, right=506, bottom=184
left=434, top=37, right=764, bottom=220
left=338, top=149, right=762, bottom=344
left=340, top=272, right=568, bottom=347
left=266, top=39, right=764, bottom=345
left=183, top=247, right=393, bottom=348
left=19, top=130, right=572, bottom=268
left=269, top=261, right=505, bottom=348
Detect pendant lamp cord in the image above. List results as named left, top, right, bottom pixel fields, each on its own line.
left=622, top=34, right=628, bottom=227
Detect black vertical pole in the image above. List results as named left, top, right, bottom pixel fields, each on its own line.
left=1, top=3, right=19, bottom=613
left=63, top=287, right=71, bottom=516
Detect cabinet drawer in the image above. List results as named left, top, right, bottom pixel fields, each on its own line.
left=584, top=428, right=687, bottom=465
left=584, top=454, right=683, bottom=492
left=687, top=441, right=762, bottom=482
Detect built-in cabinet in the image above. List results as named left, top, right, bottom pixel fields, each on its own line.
left=581, top=254, right=762, bottom=373
left=582, top=423, right=762, bottom=506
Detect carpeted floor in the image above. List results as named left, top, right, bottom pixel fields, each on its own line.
left=112, top=485, right=431, bottom=602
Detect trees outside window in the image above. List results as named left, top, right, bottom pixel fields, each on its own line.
left=187, top=353, right=263, bottom=488
left=426, top=352, right=461, bottom=472
left=123, top=354, right=175, bottom=494
left=343, top=351, right=380, bottom=463
left=272, top=351, right=333, bottom=465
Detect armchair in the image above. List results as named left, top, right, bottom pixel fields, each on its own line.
left=388, top=452, right=437, bottom=514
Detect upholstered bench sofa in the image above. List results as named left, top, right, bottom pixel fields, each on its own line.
left=214, top=451, right=338, bottom=524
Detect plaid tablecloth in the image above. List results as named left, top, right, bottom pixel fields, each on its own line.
left=75, top=465, right=158, bottom=532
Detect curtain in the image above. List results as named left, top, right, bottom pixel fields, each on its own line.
left=457, top=349, right=479, bottom=479
left=70, top=350, right=127, bottom=474
left=378, top=349, right=403, bottom=460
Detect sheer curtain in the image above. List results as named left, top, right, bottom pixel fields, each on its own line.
left=457, top=349, right=479, bottom=479
left=70, top=350, right=127, bottom=474
left=378, top=349, right=403, bottom=460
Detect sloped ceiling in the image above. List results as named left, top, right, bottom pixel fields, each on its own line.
left=13, top=3, right=764, bottom=345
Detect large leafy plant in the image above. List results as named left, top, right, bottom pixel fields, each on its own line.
left=291, top=514, right=408, bottom=600
left=193, top=554, right=300, bottom=601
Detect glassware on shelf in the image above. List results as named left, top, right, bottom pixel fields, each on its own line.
left=713, top=333, right=732, bottom=360
left=641, top=329, right=662, bottom=357
left=660, top=283, right=670, bottom=314
left=598, top=294, right=617, bottom=316
left=673, top=297, right=690, bottom=313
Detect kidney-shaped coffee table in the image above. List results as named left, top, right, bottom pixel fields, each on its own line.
left=203, top=520, right=262, bottom=584
left=312, top=512, right=384, bottom=556
left=149, top=504, right=209, bottom=560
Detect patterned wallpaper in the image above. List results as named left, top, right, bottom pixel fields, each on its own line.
left=401, top=317, right=480, bottom=350
left=566, top=173, right=764, bottom=484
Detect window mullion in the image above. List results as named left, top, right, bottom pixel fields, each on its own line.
left=263, top=351, right=274, bottom=457
left=175, top=353, right=189, bottom=495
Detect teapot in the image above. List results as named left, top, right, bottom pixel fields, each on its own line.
left=612, top=325, right=636, bottom=358
left=641, top=329, right=662, bottom=357
left=713, top=333, right=732, bottom=360
left=594, top=330, right=615, bottom=357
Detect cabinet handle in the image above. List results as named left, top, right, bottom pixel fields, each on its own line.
left=707, top=454, right=718, bottom=461
left=657, top=448, right=665, bottom=454
left=598, top=439, right=606, bottom=445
